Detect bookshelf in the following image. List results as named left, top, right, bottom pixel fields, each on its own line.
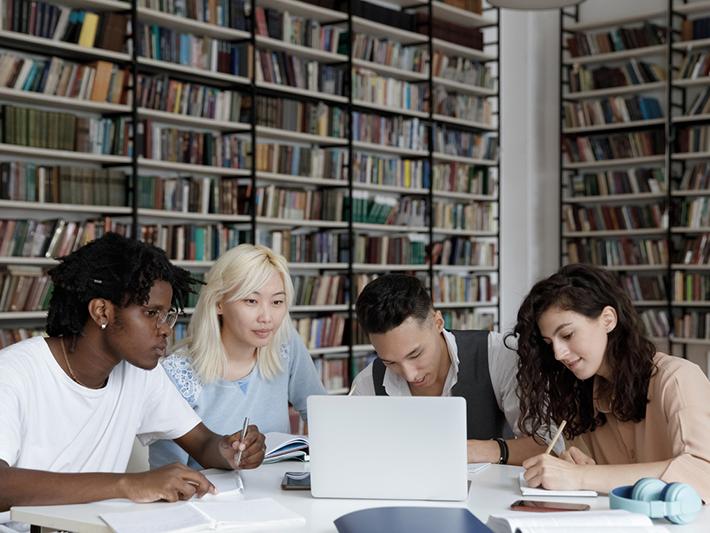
left=0, top=0, right=501, bottom=392
left=559, top=1, right=710, bottom=355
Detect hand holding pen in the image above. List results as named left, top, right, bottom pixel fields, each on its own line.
left=219, top=419, right=266, bottom=470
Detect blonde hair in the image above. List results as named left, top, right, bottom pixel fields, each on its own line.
left=182, top=244, right=294, bottom=383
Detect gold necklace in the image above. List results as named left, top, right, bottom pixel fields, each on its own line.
left=60, top=337, right=88, bottom=388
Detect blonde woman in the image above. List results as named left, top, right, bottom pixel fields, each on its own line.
left=149, top=244, right=326, bottom=469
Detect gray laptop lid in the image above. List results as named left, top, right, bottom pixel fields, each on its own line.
left=307, top=396, right=468, bottom=501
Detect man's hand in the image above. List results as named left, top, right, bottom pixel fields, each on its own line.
left=118, top=463, right=215, bottom=503
left=522, top=453, right=587, bottom=491
left=219, top=424, right=266, bottom=469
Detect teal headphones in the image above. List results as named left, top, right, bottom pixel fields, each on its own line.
left=610, top=478, right=703, bottom=525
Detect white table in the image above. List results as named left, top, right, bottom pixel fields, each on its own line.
left=11, top=463, right=709, bottom=532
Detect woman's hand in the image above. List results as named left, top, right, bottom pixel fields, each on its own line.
left=559, top=446, right=596, bottom=465
left=522, top=453, right=589, bottom=491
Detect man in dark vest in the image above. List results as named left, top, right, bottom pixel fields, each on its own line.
left=350, top=274, right=551, bottom=465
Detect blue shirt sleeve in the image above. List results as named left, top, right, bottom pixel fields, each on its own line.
left=148, top=353, right=200, bottom=469
left=286, top=329, right=327, bottom=423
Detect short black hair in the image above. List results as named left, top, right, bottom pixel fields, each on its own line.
left=355, top=274, right=433, bottom=335
left=46, top=233, right=198, bottom=337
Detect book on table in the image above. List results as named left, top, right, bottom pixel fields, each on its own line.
left=264, top=432, right=309, bottom=463
left=486, top=509, right=668, bottom=533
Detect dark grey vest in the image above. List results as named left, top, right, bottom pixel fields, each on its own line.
left=372, top=329, right=511, bottom=440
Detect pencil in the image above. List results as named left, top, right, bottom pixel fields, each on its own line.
left=545, top=420, right=567, bottom=455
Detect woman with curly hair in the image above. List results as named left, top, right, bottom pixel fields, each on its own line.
left=514, top=263, right=710, bottom=501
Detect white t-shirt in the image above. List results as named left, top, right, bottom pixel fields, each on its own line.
left=0, top=336, right=201, bottom=472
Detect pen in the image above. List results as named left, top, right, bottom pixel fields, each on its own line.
left=545, top=419, right=567, bottom=455
left=234, top=416, right=249, bottom=468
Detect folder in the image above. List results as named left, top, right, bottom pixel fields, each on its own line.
left=334, top=506, right=492, bottom=533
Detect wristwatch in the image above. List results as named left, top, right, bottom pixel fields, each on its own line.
left=494, top=437, right=509, bottom=465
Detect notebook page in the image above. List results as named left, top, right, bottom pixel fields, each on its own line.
left=486, top=510, right=653, bottom=533
left=198, top=469, right=244, bottom=500
left=193, top=498, right=306, bottom=529
left=265, top=432, right=308, bottom=456
left=519, top=472, right=597, bottom=497
left=100, top=503, right=210, bottom=533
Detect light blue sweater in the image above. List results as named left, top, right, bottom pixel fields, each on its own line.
left=148, top=330, right=326, bottom=470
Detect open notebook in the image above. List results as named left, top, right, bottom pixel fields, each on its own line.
left=486, top=510, right=669, bottom=533
left=100, top=498, right=305, bottom=533
left=264, top=432, right=309, bottom=463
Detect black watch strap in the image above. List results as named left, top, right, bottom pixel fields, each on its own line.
left=494, top=437, right=509, bottom=465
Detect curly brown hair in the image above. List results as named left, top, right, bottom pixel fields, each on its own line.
left=512, top=263, right=656, bottom=441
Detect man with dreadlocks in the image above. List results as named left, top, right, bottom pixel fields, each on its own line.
left=0, top=233, right=266, bottom=523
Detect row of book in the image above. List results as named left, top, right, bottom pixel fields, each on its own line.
left=139, top=121, right=250, bottom=168
left=434, top=201, right=497, bottom=232
left=256, top=50, right=344, bottom=95
left=680, top=16, right=710, bottom=42
left=0, top=218, right=126, bottom=259
left=1, top=105, right=131, bottom=155
left=567, top=168, right=664, bottom=197
left=686, top=87, right=710, bottom=116
left=352, top=33, right=428, bottom=74
left=674, top=312, right=710, bottom=340
left=619, top=273, right=666, bottom=302
left=353, top=234, right=426, bottom=264
left=256, top=96, right=347, bottom=138
left=136, top=24, right=250, bottom=77
left=0, top=54, right=129, bottom=105
left=1, top=1, right=127, bottom=52
left=641, top=309, right=669, bottom=338
left=566, top=23, right=666, bottom=58
left=292, top=275, right=348, bottom=306
left=139, top=224, right=252, bottom=261
left=562, top=131, right=665, bottom=163
left=678, top=51, right=710, bottom=81
left=563, top=204, right=666, bottom=232
left=0, top=163, right=127, bottom=206
left=567, top=236, right=710, bottom=266
left=431, top=273, right=498, bottom=304
left=436, top=129, right=499, bottom=161
left=429, top=237, right=497, bottom=267
left=260, top=229, right=349, bottom=264
left=138, top=0, right=249, bottom=31
left=137, top=175, right=250, bottom=215
left=676, top=125, right=710, bottom=153
left=674, top=272, right=710, bottom=302
left=432, top=164, right=495, bottom=195
left=565, top=238, right=668, bottom=266
left=136, top=74, right=245, bottom=123
left=256, top=144, right=347, bottom=181
left=313, top=356, right=349, bottom=392
left=432, top=51, right=494, bottom=89
left=441, top=308, right=496, bottom=330
left=678, top=163, right=710, bottom=191
left=351, top=113, right=426, bottom=150
left=351, top=193, right=426, bottom=227
left=255, top=186, right=345, bottom=221
left=673, top=197, right=710, bottom=228
left=293, top=315, right=345, bottom=349
left=0, top=266, right=51, bottom=312
left=562, top=95, right=663, bottom=129
left=255, top=6, right=343, bottom=54
left=352, top=154, right=429, bottom=189
left=433, top=88, right=492, bottom=125
left=352, top=69, right=428, bottom=112
left=0, top=328, right=42, bottom=349
left=569, top=60, right=665, bottom=93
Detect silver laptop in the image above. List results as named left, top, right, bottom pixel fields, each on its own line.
left=307, top=395, right=468, bottom=501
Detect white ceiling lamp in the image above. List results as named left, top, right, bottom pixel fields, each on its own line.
left=488, top=0, right=585, bottom=9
